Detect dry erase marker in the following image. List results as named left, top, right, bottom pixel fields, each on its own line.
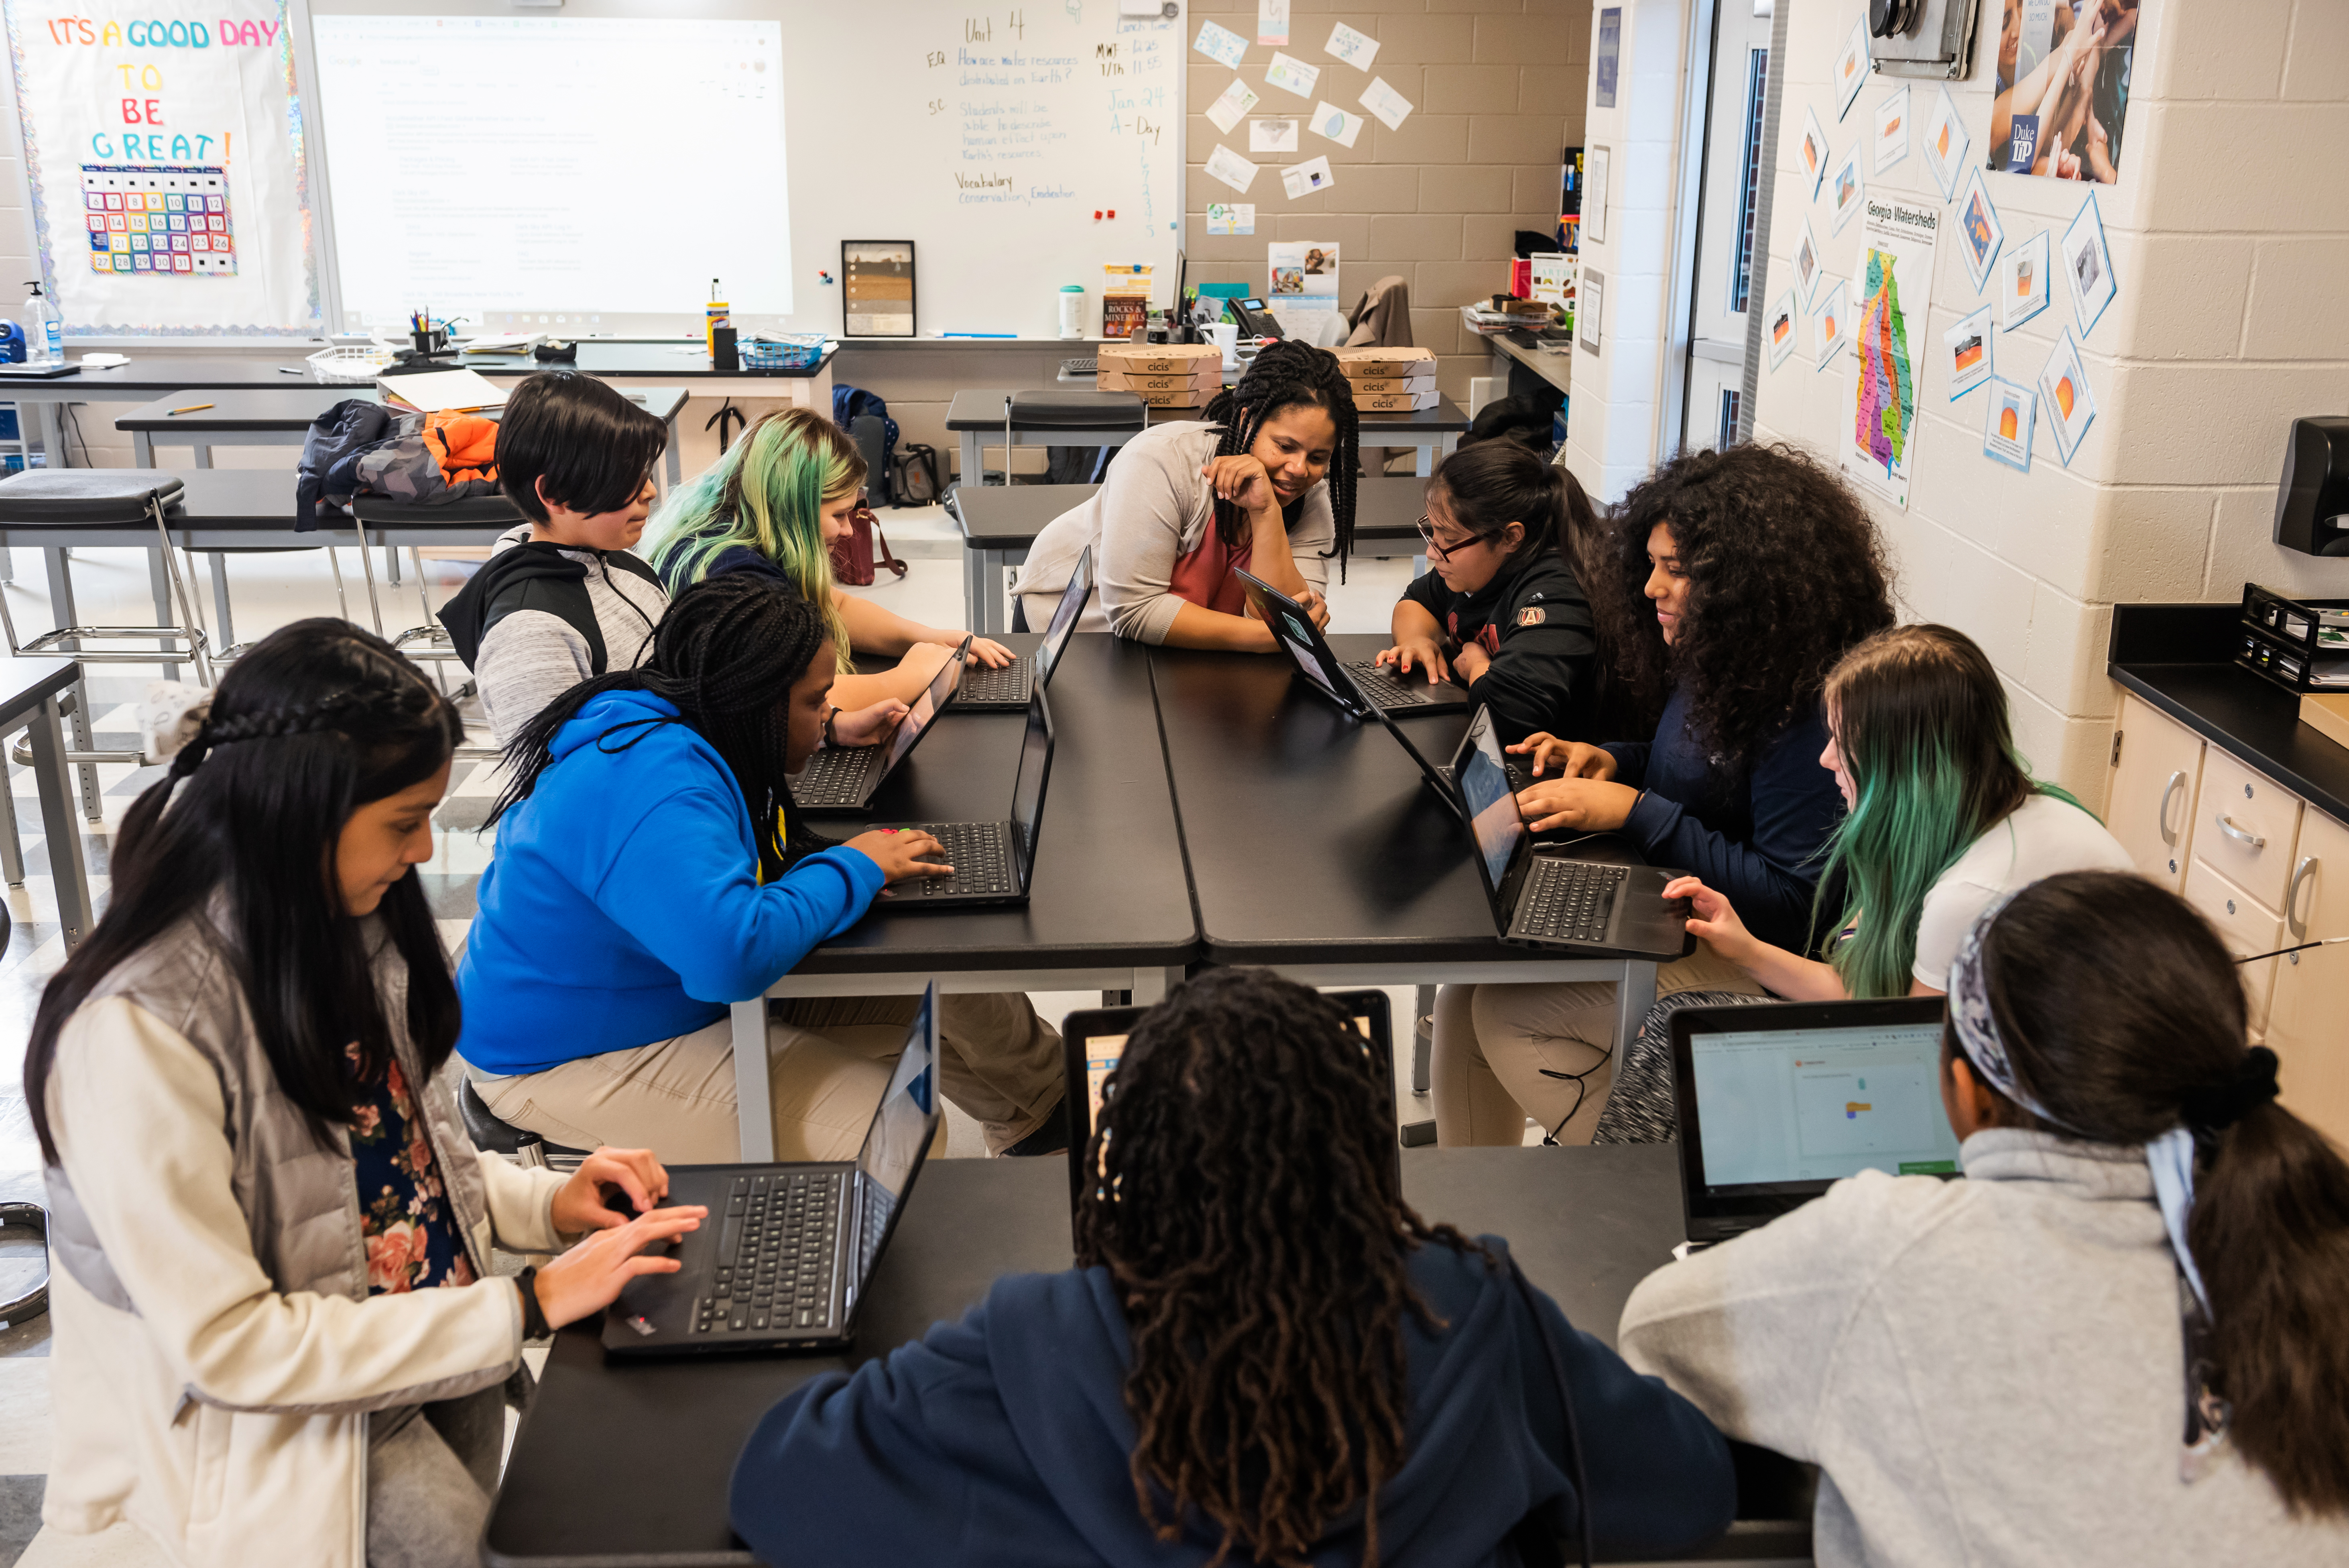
left=277, top=365, right=305, bottom=374
left=167, top=403, right=214, bottom=415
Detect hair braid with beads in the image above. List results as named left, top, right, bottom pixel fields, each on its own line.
left=1200, top=339, right=1360, bottom=572
left=489, top=574, right=836, bottom=881
left=1074, top=969, right=1481, bottom=1568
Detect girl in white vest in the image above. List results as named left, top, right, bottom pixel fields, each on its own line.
left=27, top=620, right=706, bottom=1568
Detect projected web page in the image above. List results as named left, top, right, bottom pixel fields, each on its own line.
left=1691, top=1021, right=1959, bottom=1188
left=311, top=15, right=790, bottom=330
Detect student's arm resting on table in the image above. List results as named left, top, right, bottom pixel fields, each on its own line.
left=592, top=777, right=889, bottom=1003
left=1383, top=592, right=1452, bottom=684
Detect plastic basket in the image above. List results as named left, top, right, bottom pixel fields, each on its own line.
left=738, top=334, right=827, bottom=371
left=306, top=343, right=399, bottom=383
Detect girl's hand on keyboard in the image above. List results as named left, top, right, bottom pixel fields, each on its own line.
left=1517, top=777, right=1639, bottom=834
left=964, top=637, right=1015, bottom=669
left=831, top=699, right=908, bottom=749
left=1377, top=635, right=1450, bottom=685
left=552, top=1147, right=673, bottom=1234
left=845, top=828, right=956, bottom=886
left=537, top=1206, right=708, bottom=1330
left=1511, top=734, right=1615, bottom=780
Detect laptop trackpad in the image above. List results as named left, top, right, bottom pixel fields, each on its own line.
left=1615, top=868, right=1692, bottom=950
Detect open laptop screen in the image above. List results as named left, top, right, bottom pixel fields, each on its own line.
left=852, top=991, right=939, bottom=1292
left=1035, top=545, right=1094, bottom=683
left=1458, top=736, right=1522, bottom=894
left=1010, top=689, right=1053, bottom=868
left=1235, top=567, right=1348, bottom=700
left=885, top=637, right=969, bottom=769
left=1686, top=1009, right=1959, bottom=1193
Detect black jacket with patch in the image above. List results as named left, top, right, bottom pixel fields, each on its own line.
left=1400, top=547, right=1596, bottom=740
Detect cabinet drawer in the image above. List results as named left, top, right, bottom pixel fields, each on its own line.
left=2105, top=693, right=2206, bottom=894
left=2195, top=749, right=2303, bottom=910
left=2265, top=808, right=2349, bottom=1149
left=2182, top=857, right=2283, bottom=1035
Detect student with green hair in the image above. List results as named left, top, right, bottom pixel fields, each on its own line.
left=644, top=407, right=1011, bottom=708
left=1666, top=623, right=2132, bottom=1000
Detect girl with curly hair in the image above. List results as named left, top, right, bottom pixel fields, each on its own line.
left=1015, top=339, right=1362, bottom=650
left=730, top=969, right=1736, bottom=1568
left=1433, top=442, right=1894, bottom=1146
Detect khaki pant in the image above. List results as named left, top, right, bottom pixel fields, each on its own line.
left=1431, top=946, right=1764, bottom=1147
left=467, top=992, right=1064, bottom=1163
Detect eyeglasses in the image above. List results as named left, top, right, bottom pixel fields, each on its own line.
left=1414, top=514, right=1491, bottom=563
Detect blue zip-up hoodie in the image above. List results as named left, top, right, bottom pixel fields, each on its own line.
left=730, top=1238, right=1735, bottom=1567
left=456, top=689, right=885, bottom=1076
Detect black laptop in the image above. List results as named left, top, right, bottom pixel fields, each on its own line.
left=602, top=984, right=943, bottom=1354
left=1062, top=990, right=1396, bottom=1211
left=1450, top=707, right=1693, bottom=958
left=958, top=546, right=1094, bottom=711
left=1669, top=997, right=1958, bottom=1247
left=1233, top=566, right=1471, bottom=715
left=871, top=685, right=1053, bottom=907
left=795, top=634, right=972, bottom=814
left=1345, top=668, right=1532, bottom=811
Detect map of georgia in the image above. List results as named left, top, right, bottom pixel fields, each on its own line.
left=1855, top=248, right=1915, bottom=475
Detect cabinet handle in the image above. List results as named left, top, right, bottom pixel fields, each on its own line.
left=2215, top=812, right=2267, bottom=849
left=2287, top=855, right=2318, bottom=940
left=2157, top=771, right=2186, bottom=846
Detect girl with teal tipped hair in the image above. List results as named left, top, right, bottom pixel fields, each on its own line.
left=1668, top=623, right=2132, bottom=999
left=645, top=407, right=1012, bottom=707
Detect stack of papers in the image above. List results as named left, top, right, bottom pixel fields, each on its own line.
left=378, top=366, right=508, bottom=413
left=461, top=332, right=545, bottom=355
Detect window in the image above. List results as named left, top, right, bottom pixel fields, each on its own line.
left=1718, top=390, right=1741, bottom=451
left=1728, top=48, right=1769, bottom=314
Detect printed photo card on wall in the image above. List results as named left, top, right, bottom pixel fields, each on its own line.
left=1922, top=85, right=1970, bottom=202
left=1946, top=306, right=1994, bottom=401
left=2037, top=327, right=2098, bottom=466
left=1954, top=167, right=2005, bottom=295
left=1250, top=118, right=1299, bottom=154
left=1280, top=155, right=1335, bottom=200
left=1983, top=376, right=2036, bottom=472
left=1206, top=79, right=1260, bottom=134
left=1829, top=147, right=1866, bottom=236
left=1813, top=277, right=1851, bottom=372
left=1205, top=145, right=1260, bottom=194
left=1584, top=146, right=1610, bottom=245
left=1578, top=267, right=1605, bottom=356
left=1833, top=20, right=1871, bottom=121
left=1800, top=106, right=1831, bottom=201
left=1768, top=289, right=1799, bottom=370
left=1265, top=52, right=1319, bottom=100
left=1794, top=214, right=1824, bottom=307
left=1257, top=0, right=1289, bottom=48
left=1194, top=19, right=1247, bottom=69
left=1324, top=22, right=1378, bottom=71
left=1873, top=86, right=1911, bottom=174
left=1986, top=0, right=2143, bottom=184
left=2062, top=189, right=2117, bottom=335
left=2001, top=230, right=2051, bottom=329
left=1311, top=103, right=1365, bottom=148
left=1359, top=77, right=1413, bottom=131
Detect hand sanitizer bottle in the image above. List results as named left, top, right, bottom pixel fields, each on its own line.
left=22, top=282, right=59, bottom=365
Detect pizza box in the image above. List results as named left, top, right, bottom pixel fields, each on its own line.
left=1126, top=387, right=1216, bottom=409
left=1330, top=346, right=1437, bottom=378
left=2301, top=693, right=2349, bottom=752
left=1352, top=387, right=1442, bottom=412
left=1097, top=366, right=1224, bottom=394
left=1345, top=371, right=1437, bottom=397
left=1097, top=343, right=1223, bottom=376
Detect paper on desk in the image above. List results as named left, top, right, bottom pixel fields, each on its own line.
left=1193, top=18, right=1247, bottom=69
left=1250, top=117, right=1299, bottom=153
left=1281, top=155, right=1336, bottom=200
left=1204, top=144, right=1261, bottom=195
left=377, top=366, right=508, bottom=413
left=1264, top=51, right=1318, bottom=98
left=1324, top=22, right=1378, bottom=70
left=1310, top=102, right=1364, bottom=148
left=1206, top=78, right=1259, bottom=134
left=1358, top=76, right=1413, bottom=131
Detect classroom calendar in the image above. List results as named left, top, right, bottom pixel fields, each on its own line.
left=78, top=165, right=236, bottom=276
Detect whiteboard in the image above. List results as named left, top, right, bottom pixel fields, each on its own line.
left=299, top=0, right=1186, bottom=340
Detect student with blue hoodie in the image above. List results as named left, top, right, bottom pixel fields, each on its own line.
left=730, top=969, right=1736, bottom=1567
left=456, top=575, right=1068, bottom=1162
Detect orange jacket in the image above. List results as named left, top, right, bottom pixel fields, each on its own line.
left=422, top=411, right=497, bottom=487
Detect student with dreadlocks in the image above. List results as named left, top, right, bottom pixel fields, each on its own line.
left=644, top=406, right=1013, bottom=707
left=456, top=575, right=1070, bottom=1161
left=730, top=968, right=1736, bottom=1567
left=1015, top=338, right=1362, bottom=650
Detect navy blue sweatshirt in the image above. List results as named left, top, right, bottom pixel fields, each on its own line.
left=730, top=1238, right=1735, bottom=1567
left=1602, top=685, right=1843, bottom=953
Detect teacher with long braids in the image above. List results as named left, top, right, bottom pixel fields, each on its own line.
left=1015, top=339, right=1361, bottom=651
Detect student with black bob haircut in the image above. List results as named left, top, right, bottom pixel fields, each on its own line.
left=1015, top=340, right=1363, bottom=651
left=1377, top=440, right=1599, bottom=740
left=438, top=371, right=675, bottom=745
left=731, top=968, right=1736, bottom=1568
left=28, top=620, right=700, bottom=1568
left=1622, top=872, right=2349, bottom=1562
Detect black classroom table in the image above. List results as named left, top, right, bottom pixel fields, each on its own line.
left=723, top=631, right=1198, bottom=1160
left=485, top=1146, right=1813, bottom=1568
left=1147, top=634, right=1669, bottom=1042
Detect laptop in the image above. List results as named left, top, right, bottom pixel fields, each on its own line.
left=1345, top=669, right=1532, bottom=812
left=602, top=984, right=944, bottom=1354
left=1062, top=990, right=1396, bottom=1211
left=871, top=686, right=1053, bottom=907
left=1233, top=566, right=1471, bottom=716
left=957, top=546, right=1094, bottom=711
left=1669, top=997, right=1959, bottom=1247
left=795, top=634, right=972, bottom=814
left=1450, top=708, right=1693, bottom=958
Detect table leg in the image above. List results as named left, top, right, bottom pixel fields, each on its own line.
left=1613, top=960, right=1658, bottom=1053
left=960, top=430, right=983, bottom=491
left=1411, top=983, right=1436, bottom=1094
left=207, top=554, right=234, bottom=652
left=1416, top=439, right=1435, bottom=478
left=977, top=549, right=1011, bottom=637
left=132, top=430, right=154, bottom=468
left=961, top=546, right=988, bottom=638
left=41, top=548, right=101, bottom=821
left=665, top=419, right=682, bottom=489
left=732, top=996, right=775, bottom=1163
left=193, top=443, right=213, bottom=470
left=30, top=693, right=92, bottom=948
left=35, top=403, right=65, bottom=469
left=146, top=549, right=180, bottom=683
left=1131, top=967, right=1180, bottom=1005
left=0, top=746, right=24, bottom=887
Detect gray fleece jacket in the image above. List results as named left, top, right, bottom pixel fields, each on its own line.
left=473, top=524, right=668, bottom=746
left=1618, top=1128, right=2349, bottom=1567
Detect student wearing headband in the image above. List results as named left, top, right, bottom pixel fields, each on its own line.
left=1618, top=872, right=2349, bottom=1565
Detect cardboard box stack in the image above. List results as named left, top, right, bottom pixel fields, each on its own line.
left=1097, top=342, right=1223, bottom=410
left=1331, top=346, right=1439, bottom=411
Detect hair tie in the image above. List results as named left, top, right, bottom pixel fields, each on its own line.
left=2182, top=1045, right=2280, bottom=1135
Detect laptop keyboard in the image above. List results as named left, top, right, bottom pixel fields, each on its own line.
left=795, top=745, right=877, bottom=807
left=1518, top=860, right=1626, bottom=945
left=698, top=1171, right=841, bottom=1335
left=891, top=820, right=1016, bottom=897
left=957, top=656, right=1033, bottom=706
left=1348, top=659, right=1459, bottom=709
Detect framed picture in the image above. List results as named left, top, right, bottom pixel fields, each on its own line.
left=2062, top=190, right=2117, bottom=336
left=2001, top=230, right=2051, bottom=331
left=1578, top=267, right=1605, bottom=356
left=841, top=240, right=916, bottom=338
left=1584, top=145, right=1610, bottom=245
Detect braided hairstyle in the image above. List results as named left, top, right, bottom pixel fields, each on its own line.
left=1200, top=339, right=1361, bottom=571
left=27, top=620, right=464, bottom=1161
left=1075, top=969, right=1477, bottom=1568
left=489, top=574, right=834, bottom=881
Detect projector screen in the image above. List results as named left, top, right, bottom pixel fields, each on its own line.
left=310, top=14, right=789, bottom=334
